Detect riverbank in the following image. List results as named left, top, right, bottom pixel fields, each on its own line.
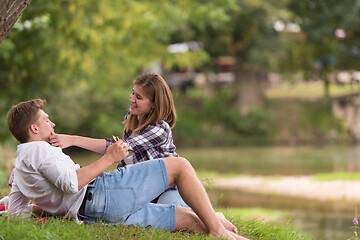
left=212, top=175, right=360, bottom=202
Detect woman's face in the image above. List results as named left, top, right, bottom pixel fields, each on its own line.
left=129, top=84, right=154, bottom=122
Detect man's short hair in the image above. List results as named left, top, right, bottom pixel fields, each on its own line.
left=7, top=99, right=46, bottom=143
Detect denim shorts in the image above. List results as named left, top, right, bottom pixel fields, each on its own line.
left=156, top=189, right=188, bottom=208
left=78, top=159, right=176, bottom=231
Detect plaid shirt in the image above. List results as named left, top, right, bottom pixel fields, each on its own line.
left=106, top=120, right=178, bottom=169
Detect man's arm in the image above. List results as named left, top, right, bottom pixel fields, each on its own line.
left=8, top=183, right=32, bottom=218
left=76, top=141, right=129, bottom=190
left=40, top=140, right=128, bottom=192
left=9, top=188, right=51, bottom=218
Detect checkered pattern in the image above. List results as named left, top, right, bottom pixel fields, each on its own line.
left=106, top=119, right=178, bottom=168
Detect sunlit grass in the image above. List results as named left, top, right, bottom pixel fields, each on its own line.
left=196, top=170, right=241, bottom=179
left=178, top=80, right=360, bottom=100
left=266, top=81, right=360, bottom=99
left=0, top=207, right=309, bottom=240
left=314, top=172, right=360, bottom=181
left=220, top=207, right=288, bottom=222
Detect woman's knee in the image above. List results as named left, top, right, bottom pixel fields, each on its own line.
left=164, top=157, right=193, bottom=182
left=164, top=157, right=191, bottom=171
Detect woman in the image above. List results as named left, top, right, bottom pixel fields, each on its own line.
left=49, top=73, right=185, bottom=206
left=110, top=72, right=178, bottom=167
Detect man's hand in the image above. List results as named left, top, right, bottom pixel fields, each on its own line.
left=105, top=140, right=129, bottom=164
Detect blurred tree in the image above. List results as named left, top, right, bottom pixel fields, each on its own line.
left=170, top=0, right=290, bottom=114
left=0, top=0, right=186, bottom=140
left=0, top=0, right=236, bottom=141
left=282, top=0, right=360, bottom=98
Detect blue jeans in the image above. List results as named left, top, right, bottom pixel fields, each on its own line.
left=156, top=189, right=189, bottom=207
left=78, top=159, right=176, bottom=231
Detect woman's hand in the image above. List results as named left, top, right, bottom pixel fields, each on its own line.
left=48, top=133, right=73, bottom=149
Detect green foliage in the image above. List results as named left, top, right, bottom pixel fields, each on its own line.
left=178, top=0, right=290, bottom=72
left=173, top=89, right=349, bottom=147
left=0, top=168, right=7, bottom=189
left=0, top=0, right=232, bottom=142
left=0, top=146, right=15, bottom=188
left=46, top=86, right=129, bottom=138
left=174, top=90, right=275, bottom=147
left=201, top=91, right=275, bottom=144
left=0, top=1, right=355, bottom=146
left=282, top=0, right=360, bottom=83
left=302, top=100, right=346, bottom=135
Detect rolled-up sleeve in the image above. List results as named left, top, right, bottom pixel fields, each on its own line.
left=39, top=160, right=79, bottom=193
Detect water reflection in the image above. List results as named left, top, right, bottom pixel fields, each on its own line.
left=209, top=188, right=357, bottom=240
left=177, top=145, right=360, bottom=176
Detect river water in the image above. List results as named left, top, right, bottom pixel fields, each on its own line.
left=70, top=145, right=360, bottom=240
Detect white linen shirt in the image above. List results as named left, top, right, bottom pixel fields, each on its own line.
left=8, top=141, right=87, bottom=222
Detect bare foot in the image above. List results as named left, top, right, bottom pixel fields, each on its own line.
left=210, top=228, right=236, bottom=240
left=216, top=212, right=238, bottom=233
left=228, top=229, right=251, bottom=240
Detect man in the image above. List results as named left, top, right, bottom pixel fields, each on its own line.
left=7, top=99, right=249, bottom=240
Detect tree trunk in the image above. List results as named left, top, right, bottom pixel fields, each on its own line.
left=332, top=93, right=360, bottom=144
left=323, top=74, right=330, bottom=99
left=233, top=67, right=266, bottom=115
left=0, top=0, right=32, bottom=44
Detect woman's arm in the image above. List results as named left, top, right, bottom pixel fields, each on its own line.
left=49, top=133, right=107, bottom=154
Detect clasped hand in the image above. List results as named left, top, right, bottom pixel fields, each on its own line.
left=106, top=140, right=129, bottom=163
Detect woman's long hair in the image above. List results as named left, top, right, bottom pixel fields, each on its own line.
left=124, top=73, right=176, bottom=133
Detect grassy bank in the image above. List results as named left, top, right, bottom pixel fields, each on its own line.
left=0, top=146, right=311, bottom=240
left=0, top=207, right=310, bottom=240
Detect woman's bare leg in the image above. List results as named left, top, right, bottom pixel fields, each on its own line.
left=216, top=212, right=238, bottom=233
left=175, top=207, right=207, bottom=233
left=186, top=209, right=237, bottom=233
left=164, top=157, right=249, bottom=240
left=176, top=207, right=248, bottom=240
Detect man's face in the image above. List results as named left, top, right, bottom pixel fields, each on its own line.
left=34, top=110, right=55, bottom=141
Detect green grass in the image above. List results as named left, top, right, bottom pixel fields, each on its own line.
left=266, top=81, right=360, bottom=99
left=219, top=207, right=287, bottom=223
left=314, top=172, right=360, bottom=181
left=196, top=171, right=240, bottom=180
left=0, top=209, right=311, bottom=240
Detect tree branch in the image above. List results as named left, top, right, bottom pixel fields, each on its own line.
left=0, top=0, right=32, bottom=44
